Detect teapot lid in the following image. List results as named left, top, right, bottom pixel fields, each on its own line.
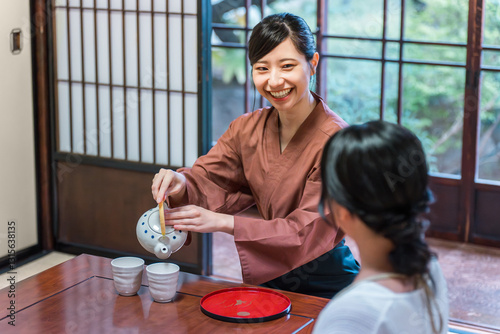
left=148, top=208, right=175, bottom=235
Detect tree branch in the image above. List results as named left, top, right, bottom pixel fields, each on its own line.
left=478, top=111, right=500, bottom=156
left=430, top=92, right=500, bottom=155
left=431, top=112, right=463, bottom=153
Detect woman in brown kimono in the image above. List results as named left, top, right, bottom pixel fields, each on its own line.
left=151, top=13, right=359, bottom=298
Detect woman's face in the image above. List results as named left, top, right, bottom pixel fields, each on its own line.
left=252, top=38, right=318, bottom=114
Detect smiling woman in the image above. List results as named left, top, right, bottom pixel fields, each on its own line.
left=250, top=36, right=319, bottom=152
left=151, top=13, right=359, bottom=299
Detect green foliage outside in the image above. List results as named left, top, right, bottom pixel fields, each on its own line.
left=211, top=0, right=500, bottom=180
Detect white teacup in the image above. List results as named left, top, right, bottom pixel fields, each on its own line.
left=111, top=257, right=144, bottom=296
left=146, top=263, right=180, bottom=303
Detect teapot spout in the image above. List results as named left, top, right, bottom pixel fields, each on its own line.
left=154, top=242, right=172, bottom=259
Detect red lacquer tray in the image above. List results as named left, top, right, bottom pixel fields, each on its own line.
left=200, top=287, right=291, bottom=323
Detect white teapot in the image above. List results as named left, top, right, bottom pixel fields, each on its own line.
left=136, top=205, right=187, bottom=259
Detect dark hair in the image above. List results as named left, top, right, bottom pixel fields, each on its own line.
left=248, top=13, right=316, bottom=66
left=319, top=120, right=434, bottom=277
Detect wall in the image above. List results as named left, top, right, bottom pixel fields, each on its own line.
left=0, top=1, right=38, bottom=258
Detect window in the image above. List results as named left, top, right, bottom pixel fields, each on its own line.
left=210, top=0, right=500, bottom=245
left=212, top=0, right=473, bottom=176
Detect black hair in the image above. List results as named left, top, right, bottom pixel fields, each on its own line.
left=319, top=120, right=435, bottom=278
left=248, top=13, right=316, bottom=66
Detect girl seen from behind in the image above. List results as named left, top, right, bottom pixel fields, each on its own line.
left=314, top=120, right=449, bottom=333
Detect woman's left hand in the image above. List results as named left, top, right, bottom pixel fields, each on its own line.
left=164, top=205, right=235, bottom=235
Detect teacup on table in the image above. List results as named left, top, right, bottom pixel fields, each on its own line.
left=146, top=262, right=180, bottom=303
left=111, top=257, right=144, bottom=296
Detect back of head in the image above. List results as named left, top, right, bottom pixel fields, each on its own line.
left=320, top=120, right=433, bottom=277
left=248, top=13, right=316, bottom=65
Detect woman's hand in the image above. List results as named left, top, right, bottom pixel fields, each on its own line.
left=151, top=168, right=187, bottom=204
left=164, top=205, right=235, bottom=235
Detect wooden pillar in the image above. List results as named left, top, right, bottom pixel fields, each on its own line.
left=33, top=0, right=54, bottom=250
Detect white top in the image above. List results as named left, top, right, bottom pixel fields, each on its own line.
left=313, top=259, right=449, bottom=334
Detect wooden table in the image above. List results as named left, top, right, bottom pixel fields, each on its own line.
left=0, top=254, right=330, bottom=333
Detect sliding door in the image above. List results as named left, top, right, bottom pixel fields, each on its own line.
left=51, top=0, right=212, bottom=274
left=469, top=0, right=500, bottom=245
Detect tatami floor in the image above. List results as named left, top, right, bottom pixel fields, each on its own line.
left=0, top=251, right=76, bottom=290
left=2, top=236, right=499, bottom=333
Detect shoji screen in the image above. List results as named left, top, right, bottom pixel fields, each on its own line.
left=53, top=0, right=199, bottom=167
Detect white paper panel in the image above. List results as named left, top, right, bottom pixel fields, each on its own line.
left=68, top=0, right=79, bottom=7
left=112, top=87, right=125, bottom=159
left=82, top=10, right=96, bottom=82
left=153, top=14, right=167, bottom=89
left=110, top=0, right=122, bottom=10
left=184, top=15, right=197, bottom=93
left=185, top=94, right=198, bottom=166
left=124, top=0, right=136, bottom=11
left=98, top=85, right=112, bottom=157
left=96, top=10, right=110, bottom=84
left=139, top=0, right=152, bottom=11
left=168, top=15, right=182, bottom=91
left=54, top=0, right=199, bottom=162
left=58, top=82, right=71, bottom=152
left=139, top=13, right=153, bottom=88
left=110, top=11, right=124, bottom=85
left=169, top=92, right=184, bottom=166
left=154, top=91, right=169, bottom=164
left=169, top=0, right=182, bottom=13
left=96, top=0, right=108, bottom=9
left=54, top=0, right=67, bottom=6
left=55, top=8, right=69, bottom=80
left=85, top=84, right=98, bottom=155
left=140, top=90, right=154, bottom=163
left=69, top=9, right=82, bottom=81
left=125, top=13, right=138, bottom=87
left=184, top=0, right=197, bottom=14
left=71, top=83, right=84, bottom=154
left=153, top=0, right=166, bottom=12
left=82, top=0, right=94, bottom=8
left=126, top=89, right=139, bottom=161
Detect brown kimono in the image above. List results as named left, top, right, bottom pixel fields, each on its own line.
left=176, top=94, right=350, bottom=286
